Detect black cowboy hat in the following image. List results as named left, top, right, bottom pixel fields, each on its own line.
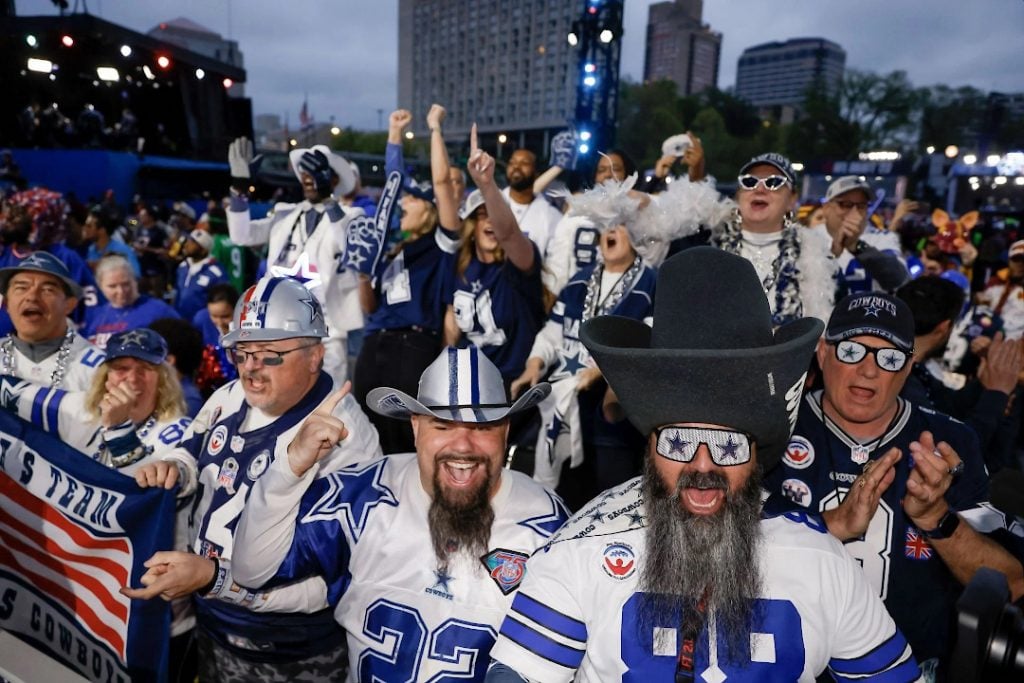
left=580, top=246, right=822, bottom=471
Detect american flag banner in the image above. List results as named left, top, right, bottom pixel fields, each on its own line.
left=0, top=409, right=174, bottom=682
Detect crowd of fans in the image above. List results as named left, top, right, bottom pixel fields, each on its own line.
left=1, top=103, right=1023, bottom=681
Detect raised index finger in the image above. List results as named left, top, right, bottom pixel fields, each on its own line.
left=314, top=382, right=351, bottom=417
left=470, top=123, right=478, bottom=154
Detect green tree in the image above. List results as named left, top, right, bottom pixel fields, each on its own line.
left=616, top=79, right=686, bottom=166
left=616, top=80, right=765, bottom=171
left=837, top=69, right=924, bottom=152
left=783, top=76, right=858, bottom=161
left=918, top=85, right=987, bottom=151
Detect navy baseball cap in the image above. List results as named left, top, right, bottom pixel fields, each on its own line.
left=0, top=251, right=83, bottom=298
left=738, top=153, right=798, bottom=186
left=825, top=292, right=915, bottom=353
left=404, top=178, right=435, bottom=202
left=105, top=328, right=169, bottom=365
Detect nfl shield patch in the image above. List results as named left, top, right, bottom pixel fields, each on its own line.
left=480, top=549, right=529, bottom=595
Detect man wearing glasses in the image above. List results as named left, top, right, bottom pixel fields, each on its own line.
left=487, top=248, right=919, bottom=681
left=763, top=290, right=1024, bottom=681
left=708, top=153, right=838, bottom=326
left=124, top=275, right=382, bottom=681
left=815, top=175, right=908, bottom=294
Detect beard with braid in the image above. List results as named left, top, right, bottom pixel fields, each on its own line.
left=638, top=455, right=764, bottom=658
left=428, top=454, right=496, bottom=571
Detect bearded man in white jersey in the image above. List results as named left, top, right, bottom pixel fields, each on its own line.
left=486, top=247, right=922, bottom=682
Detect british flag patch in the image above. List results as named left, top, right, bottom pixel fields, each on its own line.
left=904, top=527, right=933, bottom=561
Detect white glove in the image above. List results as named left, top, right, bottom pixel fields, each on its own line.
left=228, top=137, right=254, bottom=179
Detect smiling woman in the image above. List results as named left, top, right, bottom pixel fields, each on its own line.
left=444, top=125, right=546, bottom=386
left=699, top=152, right=839, bottom=325
left=83, top=254, right=181, bottom=349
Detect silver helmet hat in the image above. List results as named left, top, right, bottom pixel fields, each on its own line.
left=220, top=276, right=329, bottom=348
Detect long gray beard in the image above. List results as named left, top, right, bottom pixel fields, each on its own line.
left=638, top=458, right=764, bottom=654
left=428, top=458, right=495, bottom=571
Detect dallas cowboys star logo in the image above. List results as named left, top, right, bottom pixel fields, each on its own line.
left=297, top=291, right=324, bottom=328
left=301, top=460, right=398, bottom=540
left=470, top=279, right=482, bottom=295
left=718, top=437, right=741, bottom=460
left=863, top=304, right=882, bottom=317
left=667, top=434, right=689, bottom=455
left=19, top=253, right=50, bottom=268
left=588, top=509, right=606, bottom=523
left=841, top=344, right=859, bottom=361
left=627, top=511, right=644, bottom=527
left=432, top=568, right=454, bottom=593
left=517, top=490, right=570, bottom=538
left=270, top=252, right=322, bottom=291
left=117, top=329, right=150, bottom=348
left=879, top=350, right=902, bottom=369
left=557, top=351, right=586, bottom=377
left=344, top=249, right=367, bottom=271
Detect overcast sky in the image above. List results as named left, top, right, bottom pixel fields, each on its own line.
left=17, top=0, right=1024, bottom=130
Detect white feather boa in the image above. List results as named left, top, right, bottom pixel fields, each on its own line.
left=794, top=223, right=839, bottom=324
left=562, top=175, right=733, bottom=267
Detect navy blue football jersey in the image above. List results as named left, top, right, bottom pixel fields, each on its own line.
left=365, top=227, right=458, bottom=334
left=764, top=391, right=1001, bottom=674
left=449, top=243, right=546, bottom=381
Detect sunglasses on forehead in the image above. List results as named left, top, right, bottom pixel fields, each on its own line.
left=829, top=340, right=909, bottom=372
left=737, top=174, right=790, bottom=192
left=654, top=426, right=753, bottom=467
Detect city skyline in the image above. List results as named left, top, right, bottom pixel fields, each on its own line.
left=14, top=0, right=1024, bottom=131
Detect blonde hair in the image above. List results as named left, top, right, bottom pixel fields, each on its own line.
left=85, top=361, right=187, bottom=422
left=456, top=214, right=505, bottom=281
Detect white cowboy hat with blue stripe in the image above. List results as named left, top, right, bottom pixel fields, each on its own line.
left=367, top=346, right=550, bottom=423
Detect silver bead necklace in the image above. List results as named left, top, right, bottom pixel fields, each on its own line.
left=0, top=327, right=76, bottom=387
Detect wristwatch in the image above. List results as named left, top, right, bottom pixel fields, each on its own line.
left=852, top=239, right=870, bottom=256
left=919, top=510, right=961, bottom=540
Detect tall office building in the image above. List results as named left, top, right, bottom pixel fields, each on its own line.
left=735, top=37, right=845, bottom=119
left=643, top=0, right=721, bottom=96
left=397, top=0, right=578, bottom=146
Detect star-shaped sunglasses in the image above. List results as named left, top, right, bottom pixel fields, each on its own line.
left=654, top=426, right=753, bottom=466
left=830, top=340, right=909, bottom=372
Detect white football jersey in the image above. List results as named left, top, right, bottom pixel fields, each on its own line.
left=233, top=453, right=569, bottom=682
left=489, top=478, right=920, bottom=682
left=227, top=198, right=365, bottom=336
left=0, top=377, right=189, bottom=471
left=0, top=331, right=105, bottom=391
